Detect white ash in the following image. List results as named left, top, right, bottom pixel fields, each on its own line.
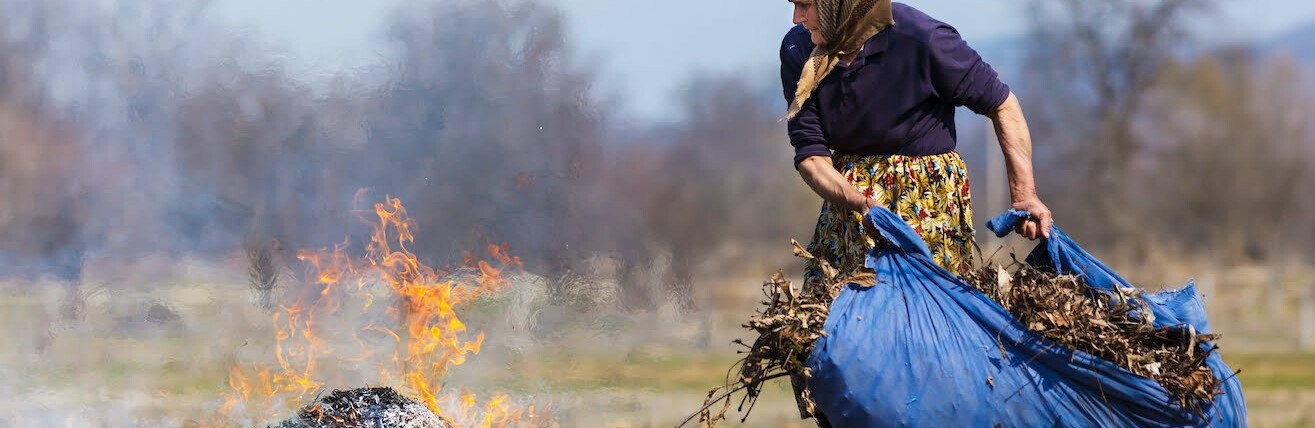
left=271, top=387, right=450, bottom=428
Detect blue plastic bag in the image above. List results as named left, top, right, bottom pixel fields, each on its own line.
left=804, top=208, right=1246, bottom=427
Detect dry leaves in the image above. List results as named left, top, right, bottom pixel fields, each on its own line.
left=962, top=264, right=1222, bottom=416
left=685, top=241, right=853, bottom=427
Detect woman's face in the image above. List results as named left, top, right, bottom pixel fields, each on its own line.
left=791, top=0, right=824, bottom=46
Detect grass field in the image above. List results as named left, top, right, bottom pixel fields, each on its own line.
left=0, top=256, right=1312, bottom=427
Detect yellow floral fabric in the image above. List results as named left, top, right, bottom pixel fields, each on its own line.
left=802, top=151, right=978, bottom=299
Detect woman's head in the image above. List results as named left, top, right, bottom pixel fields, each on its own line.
left=789, top=0, right=891, bottom=52
left=791, top=0, right=825, bottom=46
left=784, top=0, right=895, bottom=119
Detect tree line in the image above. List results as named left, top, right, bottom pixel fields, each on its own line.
left=0, top=0, right=1309, bottom=311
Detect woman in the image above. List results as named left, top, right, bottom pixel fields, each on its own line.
left=782, top=0, right=1053, bottom=422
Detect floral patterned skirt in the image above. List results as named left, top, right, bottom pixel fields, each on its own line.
left=793, top=152, right=978, bottom=422
left=802, top=151, right=978, bottom=297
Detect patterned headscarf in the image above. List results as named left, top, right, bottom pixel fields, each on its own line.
left=786, top=0, right=895, bottom=119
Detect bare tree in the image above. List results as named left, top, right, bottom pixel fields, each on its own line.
left=370, top=0, right=606, bottom=289
left=0, top=16, right=91, bottom=323
left=1023, top=0, right=1213, bottom=251
left=1145, top=50, right=1313, bottom=261
left=601, top=74, right=813, bottom=311
left=173, top=66, right=328, bottom=252
left=0, top=0, right=230, bottom=261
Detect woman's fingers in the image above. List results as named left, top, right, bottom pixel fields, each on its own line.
left=1021, top=220, right=1038, bottom=240
left=1032, top=212, right=1052, bottom=239
left=1010, top=197, right=1054, bottom=240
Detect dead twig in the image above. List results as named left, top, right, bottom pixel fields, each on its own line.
left=674, top=372, right=789, bottom=428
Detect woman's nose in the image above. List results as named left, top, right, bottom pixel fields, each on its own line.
left=792, top=6, right=806, bottom=25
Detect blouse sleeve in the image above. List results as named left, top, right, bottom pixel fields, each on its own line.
left=925, top=23, right=1011, bottom=115
left=781, top=30, right=830, bottom=169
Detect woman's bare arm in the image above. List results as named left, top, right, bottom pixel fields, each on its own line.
left=797, top=155, right=877, bottom=212
left=988, top=92, right=1052, bottom=239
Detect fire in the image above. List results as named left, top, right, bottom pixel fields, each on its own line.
left=215, top=196, right=540, bottom=427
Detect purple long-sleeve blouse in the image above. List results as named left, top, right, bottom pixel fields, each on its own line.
left=782, top=3, right=1010, bottom=168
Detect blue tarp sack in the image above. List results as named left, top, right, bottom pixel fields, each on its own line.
left=804, top=208, right=1247, bottom=427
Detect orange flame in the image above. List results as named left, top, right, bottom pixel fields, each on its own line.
left=214, top=195, right=543, bottom=426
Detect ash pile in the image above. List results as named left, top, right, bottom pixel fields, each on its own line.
left=271, top=387, right=451, bottom=428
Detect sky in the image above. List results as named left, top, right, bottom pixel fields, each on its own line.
left=212, top=0, right=1315, bottom=121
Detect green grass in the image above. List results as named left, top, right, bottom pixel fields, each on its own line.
left=455, top=345, right=745, bottom=394
left=5, top=273, right=1315, bottom=427
left=1230, top=353, right=1315, bottom=390
left=473, top=347, right=1315, bottom=394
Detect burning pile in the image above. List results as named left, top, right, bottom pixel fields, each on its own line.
left=273, top=387, right=450, bottom=428
left=691, top=243, right=1223, bottom=426
left=216, top=195, right=542, bottom=427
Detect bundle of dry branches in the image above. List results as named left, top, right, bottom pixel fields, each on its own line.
left=683, top=241, right=857, bottom=427
left=685, top=270, right=821, bottom=428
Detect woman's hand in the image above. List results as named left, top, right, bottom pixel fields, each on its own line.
left=1011, top=196, right=1052, bottom=240
left=860, top=201, right=888, bottom=240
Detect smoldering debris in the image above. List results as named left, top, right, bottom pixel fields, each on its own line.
left=271, top=387, right=450, bottom=428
